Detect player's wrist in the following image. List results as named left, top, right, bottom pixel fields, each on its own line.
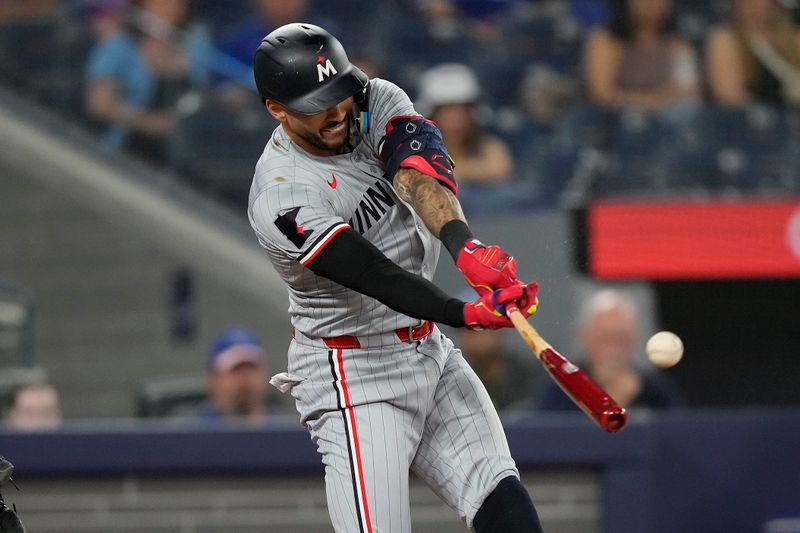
left=440, top=219, right=474, bottom=261
left=445, top=298, right=466, bottom=328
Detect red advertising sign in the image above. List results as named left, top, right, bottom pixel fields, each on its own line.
left=585, top=199, right=800, bottom=280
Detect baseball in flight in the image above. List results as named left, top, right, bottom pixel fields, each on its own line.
left=646, top=331, right=684, bottom=368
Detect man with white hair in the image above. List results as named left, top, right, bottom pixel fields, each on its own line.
left=536, top=289, right=682, bottom=412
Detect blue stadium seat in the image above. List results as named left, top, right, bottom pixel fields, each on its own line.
left=497, top=116, right=567, bottom=204
left=523, top=106, right=619, bottom=202
left=485, top=11, right=583, bottom=105
left=350, top=2, right=477, bottom=95
left=667, top=105, right=792, bottom=192
left=602, top=108, right=682, bottom=194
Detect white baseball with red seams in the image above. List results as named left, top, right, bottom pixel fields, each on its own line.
left=647, top=331, right=684, bottom=368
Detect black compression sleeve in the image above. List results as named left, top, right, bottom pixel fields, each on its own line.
left=306, top=228, right=465, bottom=327
left=439, top=219, right=474, bottom=261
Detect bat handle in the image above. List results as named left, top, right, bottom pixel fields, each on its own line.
left=503, top=302, right=550, bottom=357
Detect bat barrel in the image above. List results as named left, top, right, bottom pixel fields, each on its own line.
left=539, top=347, right=629, bottom=433
left=506, top=307, right=628, bottom=434
left=600, top=409, right=628, bottom=433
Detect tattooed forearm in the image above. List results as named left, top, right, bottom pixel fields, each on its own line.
left=393, top=169, right=465, bottom=237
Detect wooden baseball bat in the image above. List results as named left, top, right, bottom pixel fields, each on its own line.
left=505, top=303, right=628, bottom=433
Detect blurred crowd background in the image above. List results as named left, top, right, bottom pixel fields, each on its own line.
left=1, top=0, right=800, bottom=425
left=2, top=0, right=800, bottom=211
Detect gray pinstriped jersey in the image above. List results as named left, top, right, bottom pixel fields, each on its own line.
left=248, top=78, right=441, bottom=338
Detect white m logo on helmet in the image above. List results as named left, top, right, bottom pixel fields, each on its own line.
left=317, top=59, right=337, bottom=82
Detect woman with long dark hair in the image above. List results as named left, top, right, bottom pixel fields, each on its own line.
left=583, top=0, right=699, bottom=111
left=706, top=0, right=800, bottom=109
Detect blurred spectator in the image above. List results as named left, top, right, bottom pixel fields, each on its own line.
left=212, top=0, right=346, bottom=107
left=495, top=1, right=587, bottom=121
left=583, top=0, right=700, bottom=112
left=453, top=0, right=515, bottom=45
left=218, top=0, right=338, bottom=67
left=202, top=326, right=269, bottom=423
left=84, top=0, right=212, bottom=164
left=83, top=0, right=127, bottom=41
left=567, top=0, right=611, bottom=28
left=416, top=63, right=514, bottom=185
left=706, top=0, right=800, bottom=110
left=458, top=329, right=539, bottom=411
left=381, top=1, right=478, bottom=90
left=518, top=65, right=581, bottom=126
left=3, top=383, right=62, bottom=431
left=0, top=0, right=56, bottom=21
left=535, top=289, right=682, bottom=412
left=410, top=0, right=461, bottom=40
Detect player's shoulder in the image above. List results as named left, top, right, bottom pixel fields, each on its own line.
left=368, top=77, right=405, bottom=96
left=368, top=78, right=414, bottom=109
left=254, top=129, right=324, bottom=182
left=363, top=78, right=420, bottom=143
left=250, top=132, right=327, bottom=210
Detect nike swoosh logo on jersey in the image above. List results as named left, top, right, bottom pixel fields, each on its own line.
left=327, top=174, right=338, bottom=189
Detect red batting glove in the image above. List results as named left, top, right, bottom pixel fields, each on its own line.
left=463, top=282, right=539, bottom=330
left=456, top=239, right=518, bottom=296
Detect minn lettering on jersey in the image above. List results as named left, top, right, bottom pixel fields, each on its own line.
left=349, top=180, right=396, bottom=235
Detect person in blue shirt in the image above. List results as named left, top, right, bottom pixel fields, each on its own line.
left=84, top=0, right=212, bottom=163
left=201, top=326, right=269, bottom=423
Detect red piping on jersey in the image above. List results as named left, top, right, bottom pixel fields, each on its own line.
left=400, top=155, right=458, bottom=194
left=336, top=349, right=374, bottom=533
left=299, top=223, right=350, bottom=267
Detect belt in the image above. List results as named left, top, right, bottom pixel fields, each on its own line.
left=294, top=320, right=434, bottom=349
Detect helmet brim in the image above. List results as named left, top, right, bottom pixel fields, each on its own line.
left=281, top=66, right=369, bottom=116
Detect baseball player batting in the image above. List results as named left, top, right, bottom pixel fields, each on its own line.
left=248, top=23, right=543, bottom=533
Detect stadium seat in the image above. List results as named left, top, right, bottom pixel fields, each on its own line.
left=136, top=376, right=209, bottom=418
left=535, top=106, right=618, bottom=202
left=498, top=116, right=571, bottom=205
left=602, top=108, right=682, bottom=194
left=668, top=105, right=792, bottom=192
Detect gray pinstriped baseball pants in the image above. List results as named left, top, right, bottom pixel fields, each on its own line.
left=273, top=327, right=519, bottom=532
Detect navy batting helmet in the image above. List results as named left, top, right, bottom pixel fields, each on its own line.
left=253, top=23, right=368, bottom=115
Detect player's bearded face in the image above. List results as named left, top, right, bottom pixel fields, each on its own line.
left=284, top=97, right=355, bottom=156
